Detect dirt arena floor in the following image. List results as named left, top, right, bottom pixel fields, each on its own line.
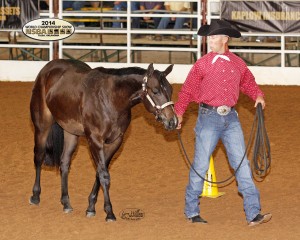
left=0, top=81, right=300, bottom=240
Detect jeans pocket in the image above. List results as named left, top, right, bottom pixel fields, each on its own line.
left=200, top=107, right=213, bottom=116
left=195, top=107, right=213, bottom=133
left=234, top=109, right=239, bottom=117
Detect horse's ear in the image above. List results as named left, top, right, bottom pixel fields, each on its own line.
left=163, top=64, right=174, bottom=77
left=147, top=63, right=154, bottom=77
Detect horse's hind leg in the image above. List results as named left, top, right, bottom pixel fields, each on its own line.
left=60, top=131, right=78, bottom=213
left=30, top=129, right=51, bottom=205
left=30, top=110, right=54, bottom=205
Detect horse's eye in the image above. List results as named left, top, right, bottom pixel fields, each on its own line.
left=152, top=88, right=159, bottom=95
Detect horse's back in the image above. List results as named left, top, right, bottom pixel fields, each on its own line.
left=33, top=59, right=91, bottom=89
left=31, top=59, right=91, bottom=105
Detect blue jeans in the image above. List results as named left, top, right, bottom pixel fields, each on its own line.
left=157, top=17, right=186, bottom=29
left=112, top=2, right=140, bottom=28
left=63, top=2, right=87, bottom=27
left=63, top=1, right=86, bottom=10
left=185, top=107, right=261, bottom=222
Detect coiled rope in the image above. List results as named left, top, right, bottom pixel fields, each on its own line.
left=177, top=103, right=271, bottom=184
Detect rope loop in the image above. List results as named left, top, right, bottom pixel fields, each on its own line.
left=177, top=103, right=271, bottom=184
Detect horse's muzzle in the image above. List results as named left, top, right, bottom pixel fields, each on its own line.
left=163, top=116, right=178, bottom=131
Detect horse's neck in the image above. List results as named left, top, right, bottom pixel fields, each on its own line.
left=115, top=74, right=145, bottom=107
left=128, top=75, right=145, bottom=107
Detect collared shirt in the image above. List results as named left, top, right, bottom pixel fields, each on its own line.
left=174, top=51, right=264, bottom=116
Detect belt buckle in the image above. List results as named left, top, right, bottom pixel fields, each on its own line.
left=217, top=105, right=231, bottom=116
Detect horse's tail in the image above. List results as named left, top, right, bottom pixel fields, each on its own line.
left=44, top=122, right=64, bottom=168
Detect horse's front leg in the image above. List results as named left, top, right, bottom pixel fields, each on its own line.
left=92, top=151, right=115, bottom=221
left=86, top=136, right=123, bottom=220
left=60, top=131, right=78, bottom=213
left=86, top=175, right=100, bottom=217
left=98, top=152, right=116, bottom=222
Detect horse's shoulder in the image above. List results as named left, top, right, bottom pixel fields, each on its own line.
left=82, top=69, right=110, bottom=90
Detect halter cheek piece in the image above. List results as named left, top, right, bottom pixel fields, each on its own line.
left=142, top=76, right=174, bottom=118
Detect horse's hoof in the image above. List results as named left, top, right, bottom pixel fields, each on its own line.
left=86, top=211, right=96, bottom=218
left=29, top=196, right=40, bottom=205
left=106, top=218, right=116, bottom=222
left=105, top=214, right=116, bottom=222
left=63, top=207, right=73, bottom=214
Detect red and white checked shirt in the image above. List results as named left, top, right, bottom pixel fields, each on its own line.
left=174, top=50, right=264, bottom=116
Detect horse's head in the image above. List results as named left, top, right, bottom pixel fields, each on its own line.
left=141, top=63, right=178, bottom=130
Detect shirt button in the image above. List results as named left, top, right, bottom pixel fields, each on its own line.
left=222, top=70, right=225, bottom=72
left=231, top=70, right=234, bottom=73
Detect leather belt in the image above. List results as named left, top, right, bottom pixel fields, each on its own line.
left=200, top=103, right=233, bottom=116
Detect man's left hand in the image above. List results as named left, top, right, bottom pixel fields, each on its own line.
left=255, top=96, right=266, bottom=109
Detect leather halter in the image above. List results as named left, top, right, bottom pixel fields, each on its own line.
left=142, top=75, right=174, bottom=116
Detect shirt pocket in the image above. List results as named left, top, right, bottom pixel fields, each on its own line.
left=227, top=66, right=242, bottom=87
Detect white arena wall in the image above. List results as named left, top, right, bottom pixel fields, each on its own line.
left=0, top=60, right=299, bottom=85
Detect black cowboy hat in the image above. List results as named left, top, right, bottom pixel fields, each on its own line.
left=197, top=20, right=241, bottom=38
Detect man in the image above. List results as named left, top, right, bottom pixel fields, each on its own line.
left=174, top=20, right=272, bottom=227
left=130, top=1, right=164, bottom=39
left=155, top=1, right=190, bottom=41
left=112, top=1, right=139, bottom=28
left=139, top=2, right=164, bottom=29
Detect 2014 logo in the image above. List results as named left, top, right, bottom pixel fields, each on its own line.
left=22, top=18, right=74, bottom=41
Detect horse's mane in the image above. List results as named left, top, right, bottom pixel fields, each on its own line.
left=94, top=67, right=146, bottom=76
left=93, top=66, right=172, bottom=98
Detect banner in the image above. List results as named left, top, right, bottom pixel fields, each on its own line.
left=0, top=0, right=39, bottom=29
left=221, top=0, right=300, bottom=33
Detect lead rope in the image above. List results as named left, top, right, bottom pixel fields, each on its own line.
left=177, top=103, right=271, bottom=184
left=251, top=104, right=272, bottom=180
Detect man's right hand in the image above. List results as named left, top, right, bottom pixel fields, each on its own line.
left=176, top=115, right=183, bottom=129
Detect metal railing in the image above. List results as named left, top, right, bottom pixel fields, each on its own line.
left=0, top=0, right=54, bottom=61
left=1, top=0, right=299, bottom=66
left=58, top=0, right=202, bottom=64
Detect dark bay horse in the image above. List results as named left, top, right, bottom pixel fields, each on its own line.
left=29, top=59, right=177, bottom=221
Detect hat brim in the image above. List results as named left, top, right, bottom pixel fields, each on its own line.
left=197, top=25, right=241, bottom=38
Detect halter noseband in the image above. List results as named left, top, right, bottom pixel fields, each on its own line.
left=142, top=76, right=174, bottom=115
